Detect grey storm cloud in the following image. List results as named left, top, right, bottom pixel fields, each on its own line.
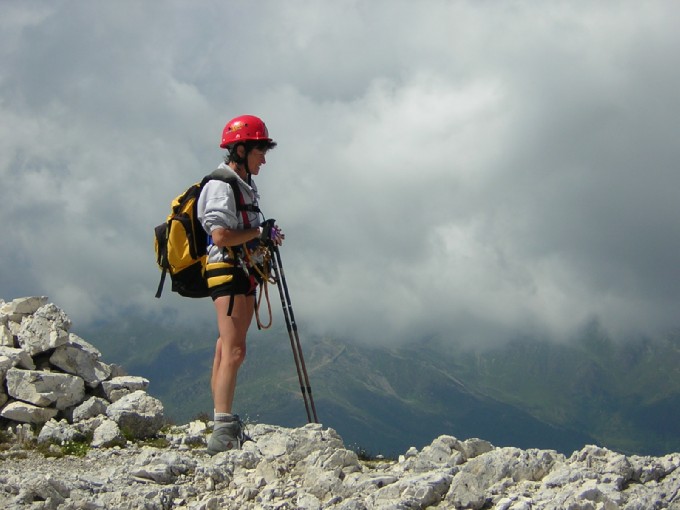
left=1, top=0, right=679, bottom=346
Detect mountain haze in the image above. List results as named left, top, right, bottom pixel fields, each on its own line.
left=78, top=315, right=680, bottom=458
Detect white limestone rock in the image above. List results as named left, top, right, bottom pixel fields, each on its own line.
left=72, top=396, right=109, bottom=422
left=0, top=322, right=14, bottom=347
left=14, top=474, right=71, bottom=507
left=33, top=303, right=72, bottom=331
left=0, top=400, right=59, bottom=423
left=178, top=420, right=209, bottom=447
left=101, top=375, right=150, bottom=402
left=0, top=354, right=13, bottom=379
left=0, top=296, right=49, bottom=318
left=49, top=340, right=111, bottom=388
left=0, top=346, right=36, bottom=370
left=72, top=415, right=106, bottom=437
left=37, top=418, right=87, bottom=444
left=106, top=390, right=164, bottom=439
left=91, top=419, right=125, bottom=448
left=131, top=450, right=197, bottom=484
left=13, top=303, right=72, bottom=356
left=5, top=367, right=85, bottom=410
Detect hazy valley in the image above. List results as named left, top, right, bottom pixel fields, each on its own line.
left=77, top=314, right=680, bottom=458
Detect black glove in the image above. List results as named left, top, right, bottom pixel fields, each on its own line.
left=259, top=219, right=277, bottom=244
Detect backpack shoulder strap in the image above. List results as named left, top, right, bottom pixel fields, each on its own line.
left=202, top=169, right=260, bottom=227
left=203, top=167, right=235, bottom=186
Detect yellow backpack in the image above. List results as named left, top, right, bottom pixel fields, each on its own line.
left=154, top=169, right=249, bottom=298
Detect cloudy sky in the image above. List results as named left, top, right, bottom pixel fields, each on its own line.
left=1, top=1, right=679, bottom=346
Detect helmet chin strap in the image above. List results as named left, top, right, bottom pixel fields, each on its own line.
left=245, top=159, right=252, bottom=182
left=232, top=143, right=252, bottom=183
left=242, top=155, right=252, bottom=185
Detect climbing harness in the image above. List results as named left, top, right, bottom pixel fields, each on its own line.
left=243, top=241, right=275, bottom=330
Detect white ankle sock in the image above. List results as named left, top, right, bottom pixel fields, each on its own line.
left=214, top=412, right=233, bottom=423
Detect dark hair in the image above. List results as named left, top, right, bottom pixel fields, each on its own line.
left=224, top=140, right=278, bottom=165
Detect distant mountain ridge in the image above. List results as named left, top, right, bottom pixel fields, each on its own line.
left=77, top=315, right=680, bottom=457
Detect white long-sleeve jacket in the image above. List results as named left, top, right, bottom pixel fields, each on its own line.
left=196, top=163, right=262, bottom=265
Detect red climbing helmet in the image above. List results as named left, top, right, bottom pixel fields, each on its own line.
left=220, top=114, right=272, bottom=149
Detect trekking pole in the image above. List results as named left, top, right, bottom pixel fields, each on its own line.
left=269, top=245, right=319, bottom=424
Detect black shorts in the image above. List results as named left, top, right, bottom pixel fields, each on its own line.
left=209, top=267, right=262, bottom=302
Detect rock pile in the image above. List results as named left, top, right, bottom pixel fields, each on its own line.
left=1, top=296, right=165, bottom=447
left=1, top=296, right=679, bottom=509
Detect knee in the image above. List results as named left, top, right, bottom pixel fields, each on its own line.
left=226, top=344, right=246, bottom=369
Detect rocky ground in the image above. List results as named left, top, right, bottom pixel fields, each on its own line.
left=1, top=420, right=679, bottom=509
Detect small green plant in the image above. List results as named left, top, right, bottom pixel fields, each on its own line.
left=30, top=437, right=92, bottom=458
left=184, top=436, right=206, bottom=449
left=353, top=445, right=376, bottom=461
left=140, top=436, right=170, bottom=449
left=20, top=438, right=38, bottom=451
left=352, top=445, right=394, bottom=465
left=160, top=424, right=175, bottom=434
left=60, top=440, right=90, bottom=457
left=120, top=426, right=136, bottom=441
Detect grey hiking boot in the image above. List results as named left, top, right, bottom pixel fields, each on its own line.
left=207, top=415, right=246, bottom=455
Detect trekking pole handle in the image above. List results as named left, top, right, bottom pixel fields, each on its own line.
left=259, top=219, right=284, bottom=246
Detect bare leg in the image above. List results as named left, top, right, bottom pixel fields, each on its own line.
left=211, top=337, right=221, bottom=398
left=212, top=294, right=255, bottom=414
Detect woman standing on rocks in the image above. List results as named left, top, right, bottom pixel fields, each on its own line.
left=197, top=115, right=283, bottom=455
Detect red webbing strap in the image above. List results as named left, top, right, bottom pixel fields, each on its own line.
left=229, top=180, right=251, bottom=229
left=227, top=179, right=253, bottom=317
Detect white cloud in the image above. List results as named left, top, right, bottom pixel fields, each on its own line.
left=1, top=0, right=679, bottom=346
